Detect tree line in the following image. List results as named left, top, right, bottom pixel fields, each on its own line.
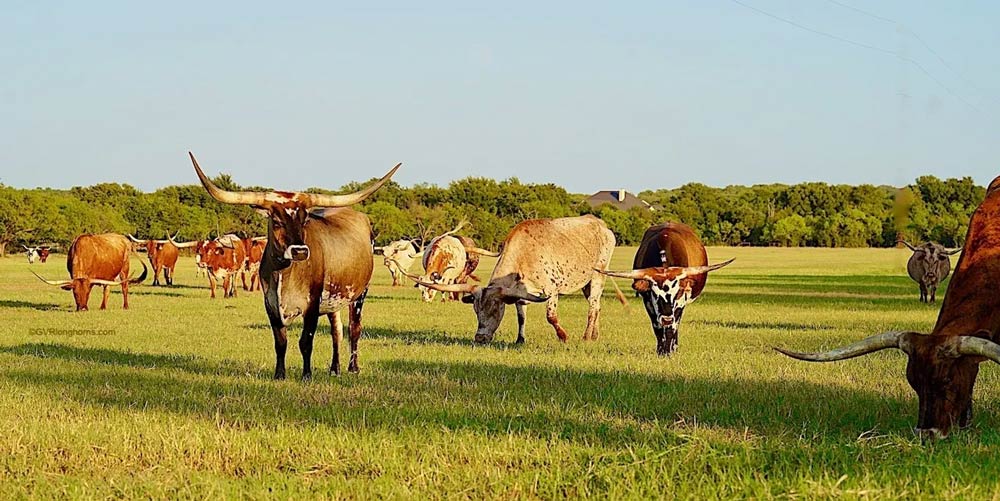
left=0, top=174, right=983, bottom=256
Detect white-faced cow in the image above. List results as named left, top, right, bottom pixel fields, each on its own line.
left=128, top=234, right=181, bottom=286
left=32, top=233, right=147, bottom=311
left=189, top=152, right=399, bottom=379
left=374, top=239, right=423, bottom=286
left=598, top=222, right=733, bottom=356
left=405, top=215, right=621, bottom=344
left=415, top=221, right=494, bottom=302
left=900, top=240, right=961, bottom=303
left=777, top=176, right=1000, bottom=439
left=23, top=245, right=39, bottom=264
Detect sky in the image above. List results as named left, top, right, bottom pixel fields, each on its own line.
left=2, top=1, right=998, bottom=194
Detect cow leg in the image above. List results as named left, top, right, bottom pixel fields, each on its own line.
left=100, top=285, right=110, bottom=310
left=223, top=276, right=231, bottom=298
left=581, top=280, right=604, bottom=341
left=515, top=303, right=527, bottom=344
left=152, top=265, right=160, bottom=286
left=929, top=286, right=937, bottom=303
left=329, top=311, right=343, bottom=376
left=208, top=274, right=217, bottom=298
left=242, top=270, right=249, bottom=291
left=165, top=267, right=172, bottom=286
left=919, top=283, right=927, bottom=303
left=270, top=321, right=288, bottom=380
left=545, top=296, right=568, bottom=342
left=299, top=312, right=319, bottom=381
left=121, top=282, right=130, bottom=310
left=348, top=289, right=368, bottom=373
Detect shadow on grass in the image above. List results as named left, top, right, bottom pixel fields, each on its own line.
left=0, top=342, right=930, bottom=444
left=241, top=324, right=521, bottom=350
left=689, top=319, right=836, bottom=331
left=0, top=299, right=64, bottom=312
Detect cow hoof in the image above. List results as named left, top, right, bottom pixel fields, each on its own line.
left=301, top=372, right=312, bottom=382
left=514, top=337, right=525, bottom=345
left=273, top=370, right=286, bottom=380
left=348, top=364, right=360, bottom=374
left=330, top=366, right=341, bottom=377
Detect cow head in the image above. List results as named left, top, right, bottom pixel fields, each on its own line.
left=189, top=152, right=400, bottom=271
left=597, top=258, right=734, bottom=356
left=776, top=330, right=1000, bottom=439
left=32, top=262, right=147, bottom=311
left=199, top=238, right=240, bottom=275
left=23, top=245, right=39, bottom=264
left=396, top=266, right=547, bottom=343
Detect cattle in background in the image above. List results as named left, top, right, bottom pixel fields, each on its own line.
left=195, top=234, right=246, bottom=298
left=901, top=240, right=961, bottom=303
left=598, top=223, right=733, bottom=356
left=23, top=245, right=39, bottom=264
left=37, top=246, right=50, bottom=263
left=169, top=237, right=209, bottom=277
left=128, top=234, right=181, bottom=286
left=415, top=221, right=493, bottom=302
left=31, top=233, right=147, bottom=311
left=242, top=237, right=267, bottom=291
left=374, top=239, right=422, bottom=286
left=189, top=152, right=399, bottom=379
left=406, top=215, right=623, bottom=344
left=777, top=176, right=1000, bottom=439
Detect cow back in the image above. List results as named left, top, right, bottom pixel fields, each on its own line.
left=633, top=222, right=709, bottom=298
left=68, top=234, right=131, bottom=281
left=423, top=235, right=467, bottom=280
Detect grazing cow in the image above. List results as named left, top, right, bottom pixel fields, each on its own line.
left=415, top=222, right=492, bottom=302
left=189, top=152, right=399, bottom=379
left=776, top=176, right=1000, bottom=439
left=128, top=234, right=181, bottom=286
left=31, top=233, right=147, bottom=311
left=598, top=223, right=733, bottom=356
left=900, top=240, right=961, bottom=303
left=374, top=239, right=422, bottom=286
left=23, top=245, right=39, bottom=264
left=242, top=237, right=267, bottom=291
left=405, top=215, right=621, bottom=344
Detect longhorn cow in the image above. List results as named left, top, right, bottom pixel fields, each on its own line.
left=598, top=223, right=733, bottom=356
left=189, top=152, right=399, bottom=379
left=900, top=240, right=961, bottom=303
left=374, top=239, right=422, bottom=286
left=415, top=221, right=493, bottom=302
left=23, top=245, right=39, bottom=264
left=777, top=177, right=1000, bottom=439
left=32, top=233, right=147, bottom=311
left=404, top=215, right=622, bottom=344
left=128, top=234, right=181, bottom=286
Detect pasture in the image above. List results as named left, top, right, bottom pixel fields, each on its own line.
left=0, top=247, right=996, bottom=499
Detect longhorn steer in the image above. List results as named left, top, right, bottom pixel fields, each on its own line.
left=23, top=245, right=39, bottom=264
left=900, top=240, right=961, bottom=303
left=31, top=233, right=147, bottom=311
left=405, top=215, right=618, bottom=344
left=598, top=222, right=733, bottom=356
left=416, top=222, right=492, bottom=302
left=192, top=234, right=247, bottom=298
left=375, top=239, right=422, bottom=286
left=128, top=234, right=181, bottom=286
left=777, top=176, right=1000, bottom=439
left=38, top=246, right=50, bottom=263
left=189, top=152, right=399, bottom=379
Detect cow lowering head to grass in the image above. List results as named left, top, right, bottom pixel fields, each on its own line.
left=403, top=215, right=623, bottom=344
left=777, top=176, right=1000, bottom=439
left=32, top=233, right=147, bottom=311
left=597, top=223, right=734, bottom=356
left=375, top=239, right=422, bottom=286
left=128, top=234, right=181, bottom=286
left=900, top=240, right=961, bottom=303
left=415, top=221, right=492, bottom=303
left=189, top=152, right=400, bottom=380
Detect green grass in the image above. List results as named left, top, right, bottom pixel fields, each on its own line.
left=0, top=247, right=993, bottom=499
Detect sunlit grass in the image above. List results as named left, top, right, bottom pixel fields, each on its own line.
left=0, top=247, right=992, bottom=499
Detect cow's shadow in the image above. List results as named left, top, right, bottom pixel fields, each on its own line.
left=0, top=342, right=946, bottom=446
left=0, top=299, right=64, bottom=312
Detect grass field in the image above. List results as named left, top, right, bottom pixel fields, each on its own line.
left=1, top=247, right=995, bottom=499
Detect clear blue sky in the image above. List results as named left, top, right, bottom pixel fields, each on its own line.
left=3, top=1, right=997, bottom=194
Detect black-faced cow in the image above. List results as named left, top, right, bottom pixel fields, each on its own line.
left=32, top=233, right=147, bottom=311
left=900, top=240, right=961, bottom=303
left=598, top=222, right=733, bottom=356
left=777, top=176, right=1000, bottom=439
left=189, top=152, right=399, bottom=379
left=405, top=215, right=621, bottom=344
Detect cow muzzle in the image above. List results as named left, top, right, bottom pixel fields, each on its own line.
left=914, top=427, right=947, bottom=441
left=284, top=245, right=310, bottom=262
left=657, top=316, right=674, bottom=328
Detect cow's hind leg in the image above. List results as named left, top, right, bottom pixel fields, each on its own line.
left=581, top=280, right=604, bottom=341
left=347, top=289, right=368, bottom=373
left=165, top=267, right=173, bottom=286
left=329, top=311, right=343, bottom=376
left=515, top=303, right=527, bottom=344
left=121, top=282, right=130, bottom=310
left=299, top=311, right=319, bottom=381
left=545, top=296, right=568, bottom=342
left=100, top=285, right=110, bottom=310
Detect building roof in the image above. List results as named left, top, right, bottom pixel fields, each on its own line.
left=585, top=190, right=652, bottom=211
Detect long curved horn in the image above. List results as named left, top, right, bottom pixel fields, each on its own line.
left=127, top=234, right=145, bottom=244
left=128, top=261, right=148, bottom=285
left=442, top=219, right=469, bottom=237
left=898, top=240, right=919, bottom=252
left=90, top=277, right=124, bottom=286
left=394, top=262, right=479, bottom=293
left=681, top=258, right=735, bottom=276
left=30, top=270, right=71, bottom=287
left=944, top=247, right=963, bottom=256
left=465, top=246, right=500, bottom=258
left=774, top=331, right=910, bottom=362
left=168, top=235, right=199, bottom=249
left=298, top=163, right=402, bottom=207
left=957, top=336, right=1000, bottom=364
left=595, top=268, right=651, bottom=281
left=22, top=245, right=30, bottom=251
left=190, top=152, right=271, bottom=207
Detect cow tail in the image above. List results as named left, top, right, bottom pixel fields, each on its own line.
left=609, top=278, right=628, bottom=309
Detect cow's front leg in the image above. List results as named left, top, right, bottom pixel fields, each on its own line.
left=515, top=303, right=527, bottom=344
left=329, top=311, right=343, bottom=376
left=348, top=289, right=368, bottom=373
left=99, top=285, right=110, bottom=310
left=545, top=296, right=568, bottom=342
left=268, top=314, right=288, bottom=380
left=299, top=312, right=319, bottom=381
left=208, top=273, right=217, bottom=298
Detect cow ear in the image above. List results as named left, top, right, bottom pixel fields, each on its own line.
left=254, top=207, right=269, bottom=217
left=462, top=294, right=476, bottom=304
left=60, top=284, right=73, bottom=291
left=632, top=279, right=650, bottom=293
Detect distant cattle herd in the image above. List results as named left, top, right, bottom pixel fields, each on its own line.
left=16, top=154, right=1000, bottom=440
